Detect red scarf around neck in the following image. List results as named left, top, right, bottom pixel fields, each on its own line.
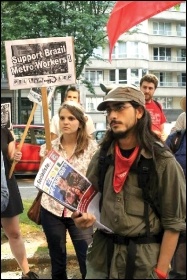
left=113, top=144, right=139, bottom=193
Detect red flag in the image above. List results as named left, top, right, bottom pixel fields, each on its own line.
left=107, top=1, right=183, bottom=61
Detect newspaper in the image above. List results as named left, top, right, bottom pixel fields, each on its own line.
left=1, top=103, right=12, bottom=129
left=34, top=150, right=113, bottom=233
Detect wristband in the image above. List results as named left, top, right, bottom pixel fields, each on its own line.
left=154, top=268, right=167, bottom=279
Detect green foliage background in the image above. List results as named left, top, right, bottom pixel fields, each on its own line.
left=1, top=1, right=115, bottom=94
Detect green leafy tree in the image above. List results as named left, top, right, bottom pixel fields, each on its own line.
left=1, top=1, right=115, bottom=94
left=2, top=1, right=180, bottom=95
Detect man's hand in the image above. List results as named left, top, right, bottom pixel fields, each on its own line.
left=72, top=211, right=96, bottom=229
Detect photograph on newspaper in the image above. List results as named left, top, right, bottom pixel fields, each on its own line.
left=34, top=149, right=113, bottom=233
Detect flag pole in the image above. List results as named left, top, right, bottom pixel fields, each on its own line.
left=41, top=87, right=51, bottom=151
left=9, top=102, right=38, bottom=178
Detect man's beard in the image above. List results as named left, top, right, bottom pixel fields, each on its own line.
left=112, top=126, right=135, bottom=140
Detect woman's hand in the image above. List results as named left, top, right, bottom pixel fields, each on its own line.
left=71, top=211, right=96, bottom=229
left=14, top=150, right=22, bottom=162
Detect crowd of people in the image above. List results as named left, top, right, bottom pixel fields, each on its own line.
left=1, top=78, right=186, bottom=279
left=72, top=83, right=186, bottom=279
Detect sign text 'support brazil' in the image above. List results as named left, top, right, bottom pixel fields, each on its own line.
left=5, top=37, right=76, bottom=90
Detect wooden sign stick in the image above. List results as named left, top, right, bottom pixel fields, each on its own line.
left=41, top=87, right=51, bottom=152
left=9, top=102, right=38, bottom=178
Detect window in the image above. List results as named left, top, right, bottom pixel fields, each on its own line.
left=92, top=47, right=103, bottom=58
left=111, top=45, right=117, bottom=59
left=153, top=22, right=171, bottom=35
left=109, top=70, right=115, bottom=82
left=131, top=69, right=139, bottom=84
left=87, top=102, right=95, bottom=111
left=111, top=42, right=127, bottom=59
left=129, top=42, right=138, bottom=58
left=153, top=47, right=171, bottom=61
left=119, top=69, right=127, bottom=83
left=85, top=70, right=103, bottom=85
left=86, top=96, right=103, bottom=112
left=95, top=130, right=106, bottom=142
left=118, top=42, right=127, bottom=58
left=14, top=127, right=30, bottom=143
left=154, top=72, right=172, bottom=87
left=142, top=69, right=147, bottom=77
left=176, top=23, right=186, bottom=36
left=34, top=128, right=46, bottom=145
left=177, top=73, right=186, bottom=87
left=109, top=69, right=127, bottom=84
left=159, top=72, right=172, bottom=87
left=13, top=126, right=45, bottom=145
left=177, top=49, right=186, bottom=62
left=19, top=98, right=33, bottom=124
left=154, top=97, right=173, bottom=109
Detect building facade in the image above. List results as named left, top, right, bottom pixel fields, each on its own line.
left=1, top=3, right=186, bottom=130
left=84, top=3, right=186, bottom=129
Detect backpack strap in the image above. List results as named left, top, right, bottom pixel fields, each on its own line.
left=131, top=156, right=160, bottom=237
left=170, top=129, right=186, bottom=154
left=98, top=141, right=114, bottom=211
left=131, top=155, right=160, bottom=237
left=153, top=99, right=162, bottom=112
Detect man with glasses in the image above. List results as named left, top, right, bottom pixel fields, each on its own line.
left=72, top=85, right=186, bottom=279
left=50, top=85, right=95, bottom=140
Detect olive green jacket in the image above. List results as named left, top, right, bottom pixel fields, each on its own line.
left=86, top=142, right=186, bottom=236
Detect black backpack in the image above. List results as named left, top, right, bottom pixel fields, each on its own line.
left=169, top=129, right=186, bottom=154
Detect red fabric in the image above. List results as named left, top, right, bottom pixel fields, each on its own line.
left=154, top=268, right=168, bottom=279
left=107, top=1, right=183, bottom=61
left=145, top=100, right=166, bottom=136
left=113, top=144, right=139, bottom=193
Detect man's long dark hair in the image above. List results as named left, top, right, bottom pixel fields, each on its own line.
left=100, top=101, right=170, bottom=161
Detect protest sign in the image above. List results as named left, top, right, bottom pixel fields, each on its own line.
left=5, top=37, right=76, bottom=89
left=28, top=86, right=55, bottom=106
left=1, top=103, right=12, bottom=129
left=34, top=150, right=113, bottom=233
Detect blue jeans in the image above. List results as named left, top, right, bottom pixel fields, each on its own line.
left=40, top=206, right=93, bottom=279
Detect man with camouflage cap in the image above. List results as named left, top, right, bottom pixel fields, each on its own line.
left=72, top=85, right=186, bottom=279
